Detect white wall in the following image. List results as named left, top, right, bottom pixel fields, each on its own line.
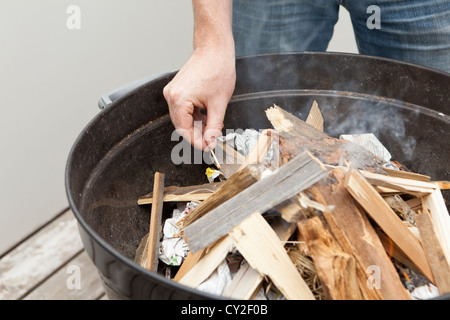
left=0, top=1, right=357, bottom=254
left=0, top=1, right=194, bottom=254
left=327, top=7, right=358, bottom=54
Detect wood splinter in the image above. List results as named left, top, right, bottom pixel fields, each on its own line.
left=146, top=172, right=165, bottom=272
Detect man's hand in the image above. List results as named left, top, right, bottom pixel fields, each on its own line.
left=163, top=0, right=234, bottom=151
left=163, top=46, right=236, bottom=151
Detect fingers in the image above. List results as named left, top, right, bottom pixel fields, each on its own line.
left=172, top=103, right=208, bottom=151
left=203, top=102, right=225, bottom=151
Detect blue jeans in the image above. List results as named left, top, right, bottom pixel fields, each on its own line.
left=232, top=0, right=450, bottom=73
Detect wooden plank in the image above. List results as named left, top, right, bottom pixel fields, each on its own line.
left=209, top=141, right=244, bottom=178
left=298, top=216, right=363, bottom=300
left=230, top=213, right=315, bottom=300
left=309, top=168, right=409, bottom=300
left=137, top=182, right=224, bottom=205
left=382, top=167, right=431, bottom=182
left=305, top=100, right=324, bottom=132
left=375, top=229, right=422, bottom=276
left=182, top=151, right=328, bottom=253
left=22, top=251, right=104, bottom=300
left=222, top=261, right=263, bottom=300
left=181, top=165, right=264, bottom=228
left=405, top=197, right=422, bottom=212
left=0, top=209, right=83, bottom=300
left=266, top=104, right=328, bottom=139
left=360, top=170, right=436, bottom=196
left=146, top=172, right=165, bottom=272
left=421, top=186, right=450, bottom=268
left=222, top=216, right=296, bottom=300
left=178, top=236, right=233, bottom=289
left=345, top=169, right=434, bottom=282
left=173, top=247, right=207, bottom=282
left=436, top=181, right=450, bottom=190
left=416, top=212, right=450, bottom=295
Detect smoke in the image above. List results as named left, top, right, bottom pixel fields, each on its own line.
left=324, top=99, right=419, bottom=162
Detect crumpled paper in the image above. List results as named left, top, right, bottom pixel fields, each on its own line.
left=196, top=260, right=232, bottom=296
left=159, top=202, right=199, bottom=266
left=218, top=128, right=274, bottom=161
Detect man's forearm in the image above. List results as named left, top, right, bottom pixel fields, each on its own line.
left=192, top=0, right=234, bottom=51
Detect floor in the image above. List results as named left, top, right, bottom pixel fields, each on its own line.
left=0, top=208, right=107, bottom=300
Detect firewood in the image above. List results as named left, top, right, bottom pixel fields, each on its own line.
left=181, top=164, right=265, bottom=228
left=222, top=261, right=263, bottom=300
left=178, top=235, right=233, bottom=288
left=345, top=169, right=434, bottom=282
left=405, top=197, right=422, bottom=212
left=421, top=186, right=450, bottom=268
left=146, top=172, right=165, bottom=272
left=416, top=211, right=450, bottom=295
left=382, top=167, right=431, bottom=182
left=360, top=170, right=437, bottom=196
left=182, top=151, right=327, bottom=253
left=309, top=168, right=410, bottom=300
left=137, top=181, right=224, bottom=205
left=209, top=140, right=244, bottom=178
left=375, top=229, right=423, bottom=277
left=222, top=216, right=296, bottom=300
left=298, top=216, right=363, bottom=300
left=173, top=248, right=206, bottom=282
left=229, top=213, right=315, bottom=300
left=305, top=100, right=324, bottom=132
left=384, top=194, right=417, bottom=225
left=436, top=181, right=450, bottom=190
left=265, top=104, right=386, bottom=173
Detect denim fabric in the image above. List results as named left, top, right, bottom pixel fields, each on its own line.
left=232, top=0, right=450, bottom=72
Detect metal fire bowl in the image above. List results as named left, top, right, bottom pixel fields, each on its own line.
left=66, top=52, right=450, bottom=300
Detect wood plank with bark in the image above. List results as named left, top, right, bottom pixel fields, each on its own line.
left=298, top=216, right=364, bottom=300
left=265, top=105, right=386, bottom=173
left=308, top=168, right=410, bottom=300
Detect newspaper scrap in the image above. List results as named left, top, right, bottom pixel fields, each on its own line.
left=218, top=128, right=275, bottom=161
left=340, top=133, right=392, bottom=162
left=159, top=202, right=199, bottom=266
left=410, top=284, right=440, bottom=300
left=340, top=133, right=399, bottom=169
left=196, top=260, right=232, bottom=296
left=205, top=167, right=224, bottom=183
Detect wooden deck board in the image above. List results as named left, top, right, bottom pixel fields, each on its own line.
left=23, top=250, right=105, bottom=300
left=0, top=208, right=106, bottom=300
